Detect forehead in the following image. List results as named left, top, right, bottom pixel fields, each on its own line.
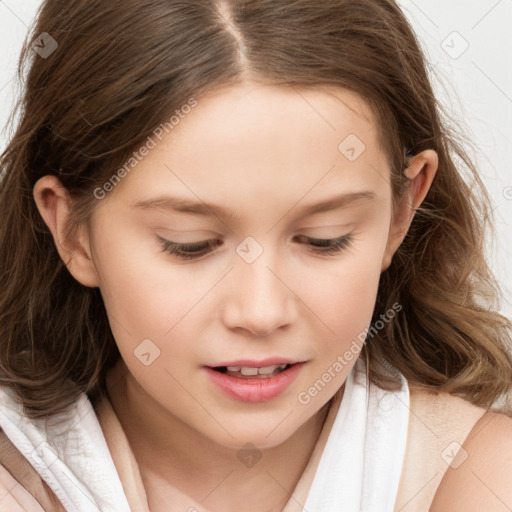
left=165, top=82, right=378, bottom=157
left=100, top=82, right=390, bottom=215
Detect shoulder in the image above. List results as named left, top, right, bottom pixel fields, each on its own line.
left=0, top=426, right=65, bottom=512
left=0, top=461, right=46, bottom=512
left=430, top=410, right=512, bottom=511
left=394, top=386, right=489, bottom=511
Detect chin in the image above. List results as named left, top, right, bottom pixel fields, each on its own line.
left=200, top=412, right=310, bottom=452
left=214, top=431, right=292, bottom=452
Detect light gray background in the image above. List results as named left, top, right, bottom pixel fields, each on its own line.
left=1, top=0, right=511, bottom=319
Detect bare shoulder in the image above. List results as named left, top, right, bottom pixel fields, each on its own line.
left=0, top=462, right=40, bottom=512
left=430, top=410, right=512, bottom=511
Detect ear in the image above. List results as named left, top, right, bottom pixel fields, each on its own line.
left=381, top=149, right=438, bottom=272
left=33, top=175, right=100, bottom=287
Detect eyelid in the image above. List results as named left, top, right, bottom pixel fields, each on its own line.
left=156, top=233, right=354, bottom=260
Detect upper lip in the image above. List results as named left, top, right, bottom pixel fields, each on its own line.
left=206, top=357, right=304, bottom=368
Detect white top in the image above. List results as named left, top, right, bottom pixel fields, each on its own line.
left=0, top=357, right=410, bottom=511
left=0, top=387, right=131, bottom=511
left=304, top=358, right=410, bottom=511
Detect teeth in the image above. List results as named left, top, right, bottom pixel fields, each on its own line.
left=257, top=364, right=286, bottom=375
left=240, top=367, right=259, bottom=376
left=225, top=364, right=288, bottom=376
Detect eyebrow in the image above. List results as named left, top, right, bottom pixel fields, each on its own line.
left=131, top=190, right=377, bottom=220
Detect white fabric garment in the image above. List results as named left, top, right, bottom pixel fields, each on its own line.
left=303, top=357, right=410, bottom=511
left=0, top=386, right=131, bottom=512
left=0, top=357, right=410, bottom=512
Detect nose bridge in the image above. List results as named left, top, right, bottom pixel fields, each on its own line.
left=224, top=239, right=295, bottom=335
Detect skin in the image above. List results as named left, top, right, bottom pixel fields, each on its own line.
left=431, top=411, right=512, bottom=511
left=33, top=82, right=438, bottom=511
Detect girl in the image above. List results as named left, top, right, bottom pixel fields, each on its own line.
left=1, top=1, right=512, bottom=511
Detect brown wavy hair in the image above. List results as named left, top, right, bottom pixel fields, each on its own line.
left=1, top=0, right=511, bottom=420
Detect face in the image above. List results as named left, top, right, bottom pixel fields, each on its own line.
left=82, top=83, right=399, bottom=449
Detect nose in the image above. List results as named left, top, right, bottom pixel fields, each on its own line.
left=221, top=251, right=297, bottom=337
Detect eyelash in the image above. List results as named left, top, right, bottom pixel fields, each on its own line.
left=157, top=234, right=354, bottom=260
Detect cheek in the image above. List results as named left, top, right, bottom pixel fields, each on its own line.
left=296, top=247, right=385, bottom=406
left=91, top=223, right=208, bottom=349
left=318, top=260, right=380, bottom=314
left=314, top=273, right=379, bottom=354
left=306, top=238, right=386, bottom=355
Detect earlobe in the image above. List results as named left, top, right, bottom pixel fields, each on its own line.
left=381, top=149, right=438, bottom=272
left=33, top=175, right=100, bottom=288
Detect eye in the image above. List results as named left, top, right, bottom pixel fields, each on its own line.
left=157, top=234, right=354, bottom=260
left=157, top=236, right=221, bottom=260
left=295, top=234, right=354, bottom=255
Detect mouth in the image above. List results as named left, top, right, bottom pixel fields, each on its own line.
left=203, top=360, right=306, bottom=402
left=210, top=363, right=294, bottom=379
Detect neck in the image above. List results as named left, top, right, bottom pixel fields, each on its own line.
left=106, top=360, right=338, bottom=512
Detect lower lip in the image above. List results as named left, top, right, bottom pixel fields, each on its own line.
left=204, top=363, right=305, bottom=402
